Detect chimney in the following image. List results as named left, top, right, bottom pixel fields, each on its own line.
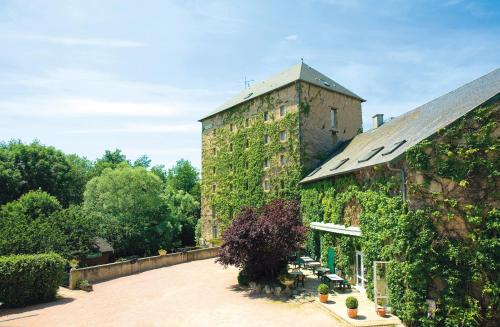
left=372, top=114, right=384, bottom=128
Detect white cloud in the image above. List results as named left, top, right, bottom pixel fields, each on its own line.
left=22, top=34, right=147, bottom=48
left=284, top=34, right=298, bottom=41
left=64, top=123, right=200, bottom=134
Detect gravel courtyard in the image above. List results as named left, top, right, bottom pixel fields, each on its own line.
left=0, top=258, right=342, bottom=327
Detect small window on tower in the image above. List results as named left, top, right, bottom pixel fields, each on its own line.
left=212, top=148, right=216, bottom=156
left=279, top=131, right=287, bottom=142
left=212, top=184, right=216, bottom=192
left=263, top=179, right=271, bottom=191
left=245, top=118, right=250, bottom=127
left=280, top=180, right=285, bottom=189
left=279, top=105, right=286, bottom=117
left=229, top=143, right=233, bottom=152
left=230, top=163, right=234, bottom=173
left=331, top=108, right=338, bottom=129
left=264, top=111, right=269, bottom=122
left=280, top=154, right=286, bottom=166
left=264, top=159, right=270, bottom=169
left=229, top=123, right=234, bottom=132
left=264, top=134, right=270, bottom=144
left=245, top=138, right=249, bottom=149
left=212, top=167, right=216, bottom=174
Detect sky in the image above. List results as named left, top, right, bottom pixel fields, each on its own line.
left=0, top=0, right=499, bottom=169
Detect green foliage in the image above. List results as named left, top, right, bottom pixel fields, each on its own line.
left=84, top=167, right=180, bottom=256
left=202, top=95, right=302, bottom=230
left=163, top=188, right=200, bottom=245
left=317, top=283, right=329, bottom=294
left=237, top=269, right=250, bottom=286
left=0, top=140, right=90, bottom=206
left=166, top=159, right=200, bottom=199
left=301, top=101, right=499, bottom=326
left=346, top=296, right=358, bottom=309
left=0, top=191, right=99, bottom=260
left=0, top=253, right=65, bottom=307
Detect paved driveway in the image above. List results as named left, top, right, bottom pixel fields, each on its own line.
left=0, top=258, right=342, bottom=327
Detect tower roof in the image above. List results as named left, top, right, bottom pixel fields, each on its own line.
left=199, top=62, right=364, bottom=121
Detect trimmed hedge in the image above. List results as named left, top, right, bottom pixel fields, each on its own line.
left=0, top=253, right=66, bottom=307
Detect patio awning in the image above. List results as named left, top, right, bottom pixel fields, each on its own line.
left=310, top=222, right=362, bottom=237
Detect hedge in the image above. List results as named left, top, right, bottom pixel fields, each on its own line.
left=0, top=253, right=66, bottom=307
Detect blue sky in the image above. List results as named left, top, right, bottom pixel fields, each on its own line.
left=1, top=0, right=499, bottom=169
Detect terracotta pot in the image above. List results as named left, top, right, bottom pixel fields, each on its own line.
left=347, top=308, right=358, bottom=318
left=377, top=307, right=386, bottom=317
left=319, top=293, right=328, bottom=303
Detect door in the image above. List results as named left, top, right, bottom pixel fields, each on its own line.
left=355, top=251, right=367, bottom=290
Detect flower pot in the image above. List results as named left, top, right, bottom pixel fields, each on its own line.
left=377, top=307, right=386, bottom=317
left=347, top=308, right=358, bottom=318
left=319, top=293, right=328, bottom=303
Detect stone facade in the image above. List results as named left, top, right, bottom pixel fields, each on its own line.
left=199, top=80, right=363, bottom=243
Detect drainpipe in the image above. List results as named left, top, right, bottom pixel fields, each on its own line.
left=386, top=162, right=406, bottom=203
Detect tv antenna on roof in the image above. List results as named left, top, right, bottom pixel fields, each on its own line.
left=244, top=76, right=254, bottom=89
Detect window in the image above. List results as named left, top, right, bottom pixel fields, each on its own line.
left=264, top=111, right=269, bottom=122
left=245, top=118, right=250, bottom=127
left=229, top=143, right=233, bottom=152
left=264, top=134, right=270, bottom=144
left=330, top=158, right=349, bottom=171
left=382, top=140, right=407, bottom=156
left=263, top=179, right=271, bottom=191
left=212, top=167, right=216, bottom=174
left=264, top=159, right=270, bottom=169
left=212, top=224, right=218, bottom=239
left=230, top=163, right=234, bottom=173
left=279, top=105, right=286, bottom=117
left=358, top=147, right=384, bottom=163
left=212, top=184, right=216, bottom=192
left=279, top=131, right=287, bottom=142
left=280, top=154, right=286, bottom=166
left=280, top=180, right=285, bottom=189
left=212, top=148, right=216, bottom=156
left=244, top=180, right=249, bottom=190
left=245, top=138, right=249, bottom=149
left=229, top=123, right=234, bottom=132
left=331, top=108, right=338, bottom=129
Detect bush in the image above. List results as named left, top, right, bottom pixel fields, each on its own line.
left=0, top=253, right=66, bottom=307
left=217, top=199, right=307, bottom=281
left=317, top=283, right=329, bottom=295
left=237, top=270, right=250, bottom=286
left=346, top=296, right=358, bottom=309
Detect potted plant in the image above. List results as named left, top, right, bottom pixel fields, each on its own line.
left=158, top=249, right=167, bottom=255
left=317, top=283, right=329, bottom=303
left=346, top=296, right=358, bottom=318
left=77, top=279, right=93, bottom=292
left=377, top=306, right=386, bottom=317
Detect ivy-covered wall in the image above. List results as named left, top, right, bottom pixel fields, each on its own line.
left=301, top=98, right=499, bottom=326
left=199, top=81, right=363, bottom=242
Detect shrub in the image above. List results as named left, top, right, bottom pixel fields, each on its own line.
left=217, top=199, right=307, bottom=281
left=237, top=270, right=250, bottom=286
left=0, top=253, right=66, bottom=307
left=346, top=296, right=358, bottom=309
left=317, top=283, right=329, bottom=295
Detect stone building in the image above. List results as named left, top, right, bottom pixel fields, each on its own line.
left=300, top=68, right=499, bottom=325
left=198, top=63, right=364, bottom=243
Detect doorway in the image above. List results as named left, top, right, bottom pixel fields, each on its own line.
left=355, top=250, right=367, bottom=290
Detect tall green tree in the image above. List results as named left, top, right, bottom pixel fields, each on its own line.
left=84, top=167, right=180, bottom=256
left=92, top=149, right=130, bottom=176
left=0, top=140, right=89, bottom=206
left=163, top=188, right=200, bottom=246
left=166, top=159, right=200, bottom=199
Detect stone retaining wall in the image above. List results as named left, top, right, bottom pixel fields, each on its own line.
left=69, top=247, right=220, bottom=289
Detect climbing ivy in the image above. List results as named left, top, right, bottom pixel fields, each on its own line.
left=202, top=93, right=303, bottom=232
left=301, top=98, right=499, bottom=327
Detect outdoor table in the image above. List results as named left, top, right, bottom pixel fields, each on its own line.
left=299, top=256, right=313, bottom=267
left=304, top=261, right=321, bottom=273
left=324, top=273, right=344, bottom=289
left=289, top=271, right=305, bottom=288
left=316, top=267, right=330, bottom=279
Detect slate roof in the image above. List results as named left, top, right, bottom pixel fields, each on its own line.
left=94, top=237, right=114, bottom=253
left=199, top=62, right=364, bottom=121
left=301, top=68, right=500, bottom=184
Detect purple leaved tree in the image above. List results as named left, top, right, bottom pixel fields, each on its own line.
left=217, top=199, right=307, bottom=281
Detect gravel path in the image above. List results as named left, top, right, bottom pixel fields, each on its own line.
left=0, top=258, right=343, bottom=327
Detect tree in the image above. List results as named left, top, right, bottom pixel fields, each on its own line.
left=163, top=188, right=200, bottom=246
left=84, top=167, right=180, bottom=256
left=0, top=140, right=89, bottom=206
left=133, top=155, right=151, bottom=168
left=165, top=159, right=200, bottom=198
left=0, top=190, right=98, bottom=259
left=92, top=149, right=130, bottom=176
left=217, top=199, right=307, bottom=281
